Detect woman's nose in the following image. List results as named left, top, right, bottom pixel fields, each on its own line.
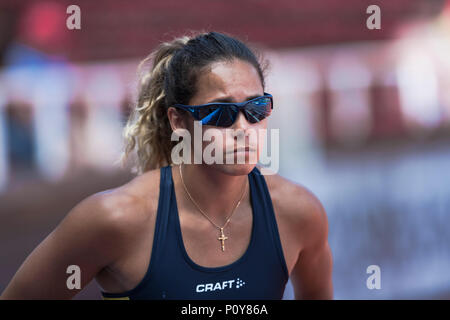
left=230, top=111, right=250, bottom=145
left=232, top=110, right=249, bottom=130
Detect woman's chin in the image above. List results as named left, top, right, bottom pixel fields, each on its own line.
left=213, top=163, right=256, bottom=176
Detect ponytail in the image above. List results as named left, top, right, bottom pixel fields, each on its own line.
left=119, top=36, right=190, bottom=174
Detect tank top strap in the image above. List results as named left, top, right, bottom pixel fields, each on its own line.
left=249, top=166, right=289, bottom=280
left=148, top=165, right=173, bottom=268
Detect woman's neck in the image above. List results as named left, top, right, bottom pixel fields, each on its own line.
left=175, top=163, right=250, bottom=223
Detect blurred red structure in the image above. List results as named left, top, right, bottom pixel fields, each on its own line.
left=0, top=0, right=446, bottom=63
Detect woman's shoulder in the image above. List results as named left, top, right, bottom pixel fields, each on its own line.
left=68, top=167, right=162, bottom=243
left=261, top=168, right=328, bottom=241
left=261, top=168, right=322, bottom=212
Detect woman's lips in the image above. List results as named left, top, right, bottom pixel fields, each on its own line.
left=228, top=147, right=256, bottom=153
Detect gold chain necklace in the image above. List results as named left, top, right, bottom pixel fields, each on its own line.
left=178, top=164, right=248, bottom=252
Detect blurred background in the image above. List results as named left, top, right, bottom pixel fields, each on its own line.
left=0, top=0, right=449, bottom=299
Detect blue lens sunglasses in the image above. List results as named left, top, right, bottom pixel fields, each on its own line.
left=173, top=93, right=273, bottom=127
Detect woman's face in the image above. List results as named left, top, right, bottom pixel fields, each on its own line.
left=177, top=58, right=268, bottom=176
left=168, top=59, right=267, bottom=175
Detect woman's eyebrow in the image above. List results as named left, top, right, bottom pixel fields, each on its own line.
left=206, top=94, right=262, bottom=104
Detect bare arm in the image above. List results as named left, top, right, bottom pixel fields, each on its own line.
left=290, top=191, right=333, bottom=300
left=0, top=193, right=131, bottom=299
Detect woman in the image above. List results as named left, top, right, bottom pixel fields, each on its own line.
left=0, top=31, right=333, bottom=300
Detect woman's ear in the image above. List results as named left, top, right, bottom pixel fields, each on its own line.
left=167, top=107, right=188, bottom=131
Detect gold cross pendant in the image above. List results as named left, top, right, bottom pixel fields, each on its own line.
left=217, top=227, right=228, bottom=252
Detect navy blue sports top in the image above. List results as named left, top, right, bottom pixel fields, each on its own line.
left=101, top=165, right=289, bottom=300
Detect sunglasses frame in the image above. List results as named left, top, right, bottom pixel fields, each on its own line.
left=173, top=92, right=273, bottom=127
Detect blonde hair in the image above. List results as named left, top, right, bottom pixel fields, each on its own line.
left=118, top=31, right=267, bottom=175
left=119, top=36, right=191, bottom=175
